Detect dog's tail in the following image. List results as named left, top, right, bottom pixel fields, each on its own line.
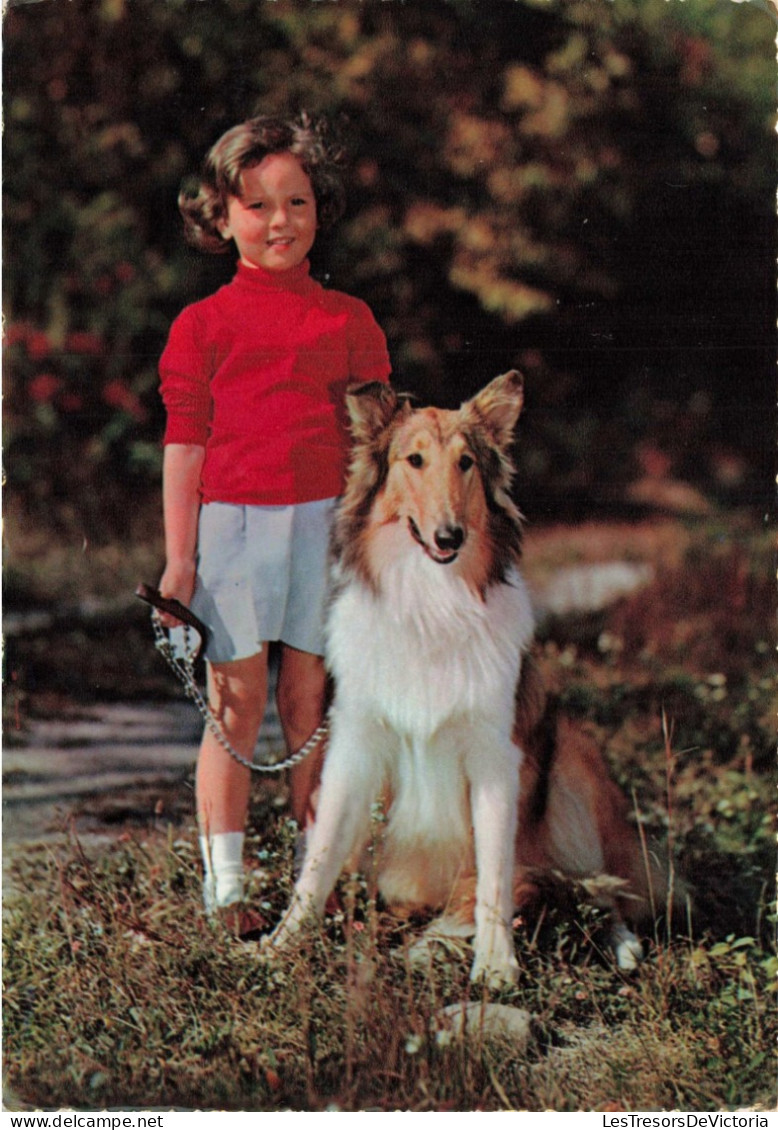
left=514, top=665, right=688, bottom=931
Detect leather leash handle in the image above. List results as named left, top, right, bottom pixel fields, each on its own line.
left=135, top=582, right=210, bottom=650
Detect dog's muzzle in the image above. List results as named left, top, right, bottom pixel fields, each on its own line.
left=408, top=517, right=465, bottom=564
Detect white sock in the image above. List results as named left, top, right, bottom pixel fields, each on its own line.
left=200, top=832, right=244, bottom=912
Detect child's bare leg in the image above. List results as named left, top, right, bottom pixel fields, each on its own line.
left=197, top=650, right=268, bottom=910
left=276, top=645, right=327, bottom=828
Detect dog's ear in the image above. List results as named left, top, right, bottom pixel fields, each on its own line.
left=464, top=370, right=524, bottom=450
left=346, top=381, right=409, bottom=443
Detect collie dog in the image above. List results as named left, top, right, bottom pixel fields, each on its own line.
left=266, top=371, right=658, bottom=986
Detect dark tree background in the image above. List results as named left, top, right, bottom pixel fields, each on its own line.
left=4, top=0, right=775, bottom=542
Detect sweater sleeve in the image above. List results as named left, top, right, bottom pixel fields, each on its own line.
left=159, top=305, right=213, bottom=447
left=347, top=299, right=392, bottom=386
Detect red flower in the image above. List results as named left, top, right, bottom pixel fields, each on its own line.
left=66, top=331, right=105, bottom=357
left=5, top=322, right=33, bottom=348
left=29, top=373, right=62, bottom=402
left=26, top=331, right=52, bottom=361
left=102, top=379, right=147, bottom=421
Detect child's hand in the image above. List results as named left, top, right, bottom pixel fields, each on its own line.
left=156, top=561, right=196, bottom=628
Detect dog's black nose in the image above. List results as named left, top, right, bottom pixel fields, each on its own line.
left=434, top=525, right=464, bottom=553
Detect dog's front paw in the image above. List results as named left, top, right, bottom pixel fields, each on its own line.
left=260, top=896, right=314, bottom=955
left=470, top=933, right=519, bottom=989
left=257, top=921, right=295, bottom=960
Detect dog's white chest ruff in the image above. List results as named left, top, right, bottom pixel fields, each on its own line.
left=323, top=563, right=534, bottom=909
left=327, top=561, right=534, bottom=740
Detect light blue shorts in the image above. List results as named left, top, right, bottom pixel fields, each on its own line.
left=189, top=498, right=337, bottom=664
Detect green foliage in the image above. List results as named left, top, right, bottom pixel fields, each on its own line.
left=3, top=0, right=775, bottom=536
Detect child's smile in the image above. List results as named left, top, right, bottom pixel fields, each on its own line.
left=219, top=153, right=317, bottom=272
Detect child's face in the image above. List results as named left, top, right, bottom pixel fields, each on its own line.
left=219, top=152, right=317, bottom=272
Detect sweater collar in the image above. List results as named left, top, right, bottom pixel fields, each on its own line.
left=233, top=258, right=315, bottom=294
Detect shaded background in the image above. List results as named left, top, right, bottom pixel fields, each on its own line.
left=5, top=0, right=775, bottom=532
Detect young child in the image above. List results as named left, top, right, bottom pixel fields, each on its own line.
left=157, top=114, right=392, bottom=921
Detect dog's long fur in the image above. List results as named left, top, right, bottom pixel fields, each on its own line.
left=268, top=371, right=659, bottom=985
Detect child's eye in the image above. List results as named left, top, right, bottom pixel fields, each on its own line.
left=459, top=454, right=474, bottom=472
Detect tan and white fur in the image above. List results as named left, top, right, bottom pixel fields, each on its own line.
left=266, top=371, right=657, bottom=986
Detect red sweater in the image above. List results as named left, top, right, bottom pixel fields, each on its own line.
left=159, top=260, right=391, bottom=505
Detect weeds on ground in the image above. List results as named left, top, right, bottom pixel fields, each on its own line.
left=3, top=801, right=775, bottom=1112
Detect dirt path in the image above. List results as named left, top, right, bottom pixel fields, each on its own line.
left=2, top=695, right=286, bottom=897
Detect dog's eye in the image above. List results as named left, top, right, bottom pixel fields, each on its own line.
left=459, top=454, right=474, bottom=472
left=407, top=453, right=424, bottom=469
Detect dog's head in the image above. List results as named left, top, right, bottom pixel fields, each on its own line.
left=335, top=371, right=525, bottom=594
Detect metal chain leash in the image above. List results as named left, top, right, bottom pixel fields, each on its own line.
left=150, top=612, right=328, bottom=774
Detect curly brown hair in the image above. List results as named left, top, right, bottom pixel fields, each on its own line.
left=179, top=113, right=347, bottom=254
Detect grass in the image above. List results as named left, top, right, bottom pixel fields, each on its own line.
left=3, top=814, right=775, bottom=1112
left=3, top=511, right=776, bottom=1111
